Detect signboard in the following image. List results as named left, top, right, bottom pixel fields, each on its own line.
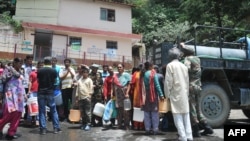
left=71, top=42, right=81, bottom=51
left=21, top=40, right=33, bottom=52
left=107, top=49, right=116, bottom=58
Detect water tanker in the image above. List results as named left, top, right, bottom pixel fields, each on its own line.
left=154, top=25, right=250, bottom=128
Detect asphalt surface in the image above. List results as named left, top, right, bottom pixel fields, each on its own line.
left=2, top=109, right=249, bottom=141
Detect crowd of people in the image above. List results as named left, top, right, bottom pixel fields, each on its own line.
left=0, top=43, right=214, bottom=141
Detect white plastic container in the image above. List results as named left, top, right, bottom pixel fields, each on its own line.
left=27, top=97, right=39, bottom=116
left=93, top=103, right=105, bottom=117
left=133, top=107, right=144, bottom=122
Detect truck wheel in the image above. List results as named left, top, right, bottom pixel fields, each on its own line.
left=199, top=84, right=230, bottom=128
left=242, top=109, right=250, bottom=119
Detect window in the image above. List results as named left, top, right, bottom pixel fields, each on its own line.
left=106, top=41, right=117, bottom=49
left=69, top=37, right=82, bottom=46
left=69, top=37, right=82, bottom=51
left=100, top=8, right=115, bottom=22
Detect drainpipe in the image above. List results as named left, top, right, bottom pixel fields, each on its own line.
left=14, top=44, right=17, bottom=58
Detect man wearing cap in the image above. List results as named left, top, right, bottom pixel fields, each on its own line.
left=180, top=43, right=213, bottom=137
left=89, top=64, right=103, bottom=127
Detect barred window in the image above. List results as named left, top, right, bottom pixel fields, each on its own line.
left=69, top=37, right=82, bottom=46
left=106, top=41, right=117, bottom=49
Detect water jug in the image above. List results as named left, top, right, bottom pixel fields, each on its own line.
left=123, top=98, right=131, bottom=111
left=93, top=103, right=105, bottom=117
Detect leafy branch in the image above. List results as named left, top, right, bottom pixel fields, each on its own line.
left=0, top=11, right=23, bottom=33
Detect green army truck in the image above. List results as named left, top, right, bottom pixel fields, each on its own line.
left=154, top=25, right=250, bottom=128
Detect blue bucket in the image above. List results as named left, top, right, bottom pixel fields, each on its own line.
left=54, top=89, right=61, bottom=96
left=54, top=89, right=63, bottom=106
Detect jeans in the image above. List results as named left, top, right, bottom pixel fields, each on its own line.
left=38, top=92, right=60, bottom=130
left=144, top=111, right=159, bottom=132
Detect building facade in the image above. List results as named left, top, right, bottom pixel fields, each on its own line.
left=11, top=0, right=141, bottom=68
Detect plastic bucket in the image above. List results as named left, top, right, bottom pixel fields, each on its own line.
left=69, top=109, right=81, bottom=122
left=133, top=107, right=144, bottom=122
left=54, top=89, right=63, bottom=106
left=54, top=94, right=63, bottom=106
left=54, top=89, right=61, bottom=96
left=93, top=103, right=105, bottom=117
left=27, top=97, right=39, bottom=116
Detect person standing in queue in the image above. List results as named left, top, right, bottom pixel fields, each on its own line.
left=180, top=43, right=213, bottom=137
left=59, top=58, right=75, bottom=122
left=115, top=64, right=131, bottom=130
left=0, top=58, right=25, bottom=140
left=37, top=57, right=61, bottom=135
left=89, top=64, right=103, bottom=127
left=164, top=47, right=193, bottom=141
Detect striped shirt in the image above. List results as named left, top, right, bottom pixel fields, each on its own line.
left=59, top=67, right=75, bottom=89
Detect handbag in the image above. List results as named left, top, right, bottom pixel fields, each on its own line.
left=159, top=98, right=171, bottom=113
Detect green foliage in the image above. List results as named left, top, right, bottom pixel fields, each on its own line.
left=0, top=11, right=23, bottom=33
left=132, top=0, right=250, bottom=53
left=132, top=0, right=186, bottom=47
left=179, top=0, right=250, bottom=28
left=0, top=0, right=16, bottom=16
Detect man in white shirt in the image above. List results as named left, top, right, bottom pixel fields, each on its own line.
left=59, top=58, right=75, bottom=122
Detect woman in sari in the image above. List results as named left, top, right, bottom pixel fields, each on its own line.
left=126, top=65, right=144, bottom=130
left=140, top=61, right=164, bottom=135
left=115, top=64, right=131, bottom=130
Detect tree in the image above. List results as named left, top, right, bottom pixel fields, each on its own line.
left=131, top=0, right=187, bottom=44
left=0, top=0, right=16, bottom=16
left=179, top=0, right=250, bottom=28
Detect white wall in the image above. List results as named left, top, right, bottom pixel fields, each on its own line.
left=21, top=28, right=132, bottom=60
left=13, top=0, right=59, bottom=24
left=58, top=0, right=132, bottom=33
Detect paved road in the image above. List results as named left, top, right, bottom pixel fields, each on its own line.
left=1, top=110, right=249, bottom=141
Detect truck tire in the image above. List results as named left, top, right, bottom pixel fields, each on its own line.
left=242, top=109, right=250, bottom=119
left=199, top=84, right=230, bottom=128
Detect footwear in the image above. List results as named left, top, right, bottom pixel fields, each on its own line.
left=80, top=125, right=86, bottom=130
left=201, top=127, right=214, bottom=135
left=145, top=130, right=151, bottom=135
left=40, top=129, right=47, bottom=135
left=84, top=125, right=91, bottom=131
left=5, top=134, right=19, bottom=140
left=200, top=122, right=214, bottom=135
left=153, top=131, right=158, bottom=135
left=133, top=126, right=138, bottom=130
left=54, top=128, right=62, bottom=134
left=192, top=124, right=201, bottom=137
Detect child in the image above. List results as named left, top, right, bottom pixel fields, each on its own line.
left=75, top=66, right=93, bottom=131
